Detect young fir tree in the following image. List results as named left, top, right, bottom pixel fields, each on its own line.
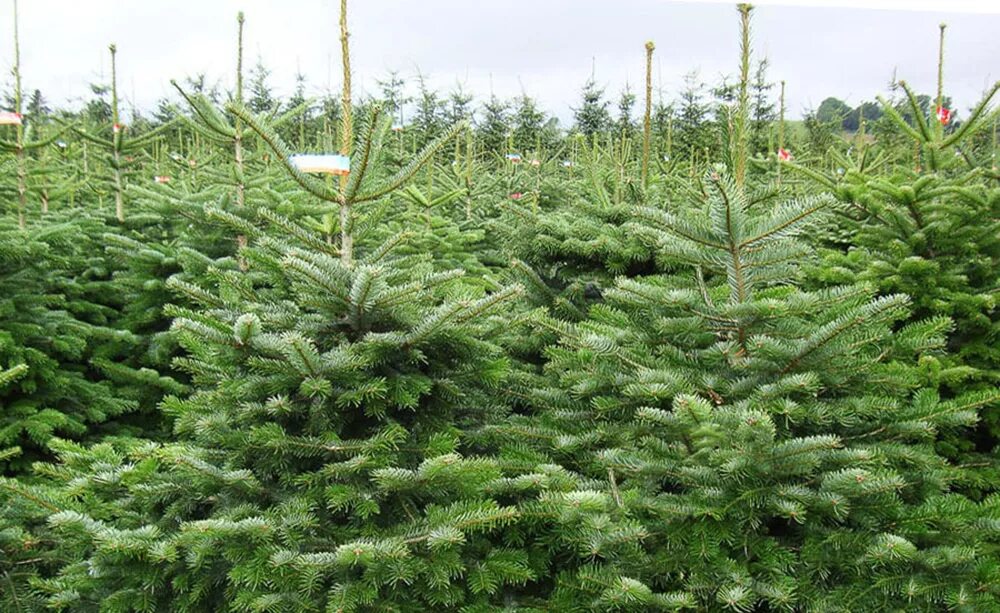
left=749, top=58, right=776, bottom=155
left=487, top=5, right=1000, bottom=609
left=788, top=25, right=1000, bottom=491
left=573, top=77, right=613, bottom=144
left=279, top=71, right=313, bottom=149
left=30, top=1, right=535, bottom=608
left=67, top=44, right=176, bottom=223
left=0, top=0, right=66, bottom=228
left=443, top=83, right=474, bottom=127
left=511, top=93, right=547, bottom=154
left=475, top=94, right=509, bottom=157
left=412, top=72, right=446, bottom=148
left=614, top=84, right=637, bottom=143
left=247, top=56, right=279, bottom=115
left=674, top=71, right=713, bottom=163
left=0, top=215, right=137, bottom=474
left=492, top=131, right=663, bottom=330
left=376, top=71, right=408, bottom=124
left=36, top=212, right=528, bottom=611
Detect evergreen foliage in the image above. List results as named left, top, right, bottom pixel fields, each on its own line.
left=574, top=78, right=613, bottom=143
left=489, top=162, right=1000, bottom=609
left=1, top=2, right=998, bottom=611
left=0, top=215, right=136, bottom=473
left=35, top=211, right=527, bottom=611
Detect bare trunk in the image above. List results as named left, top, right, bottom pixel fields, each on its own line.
left=114, top=151, right=124, bottom=222
left=16, top=147, right=26, bottom=229
left=339, top=200, right=353, bottom=266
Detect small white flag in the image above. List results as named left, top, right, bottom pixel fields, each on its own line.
left=289, top=153, right=351, bottom=175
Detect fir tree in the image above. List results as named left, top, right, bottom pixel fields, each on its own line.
left=247, top=56, right=278, bottom=114
left=376, top=70, right=408, bottom=123
left=674, top=71, right=712, bottom=161
left=413, top=72, right=445, bottom=147
left=443, top=83, right=474, bottom=127
left=26, top=88, right=49, bottom=126
left=0, top=216, right=137, bottom=473
left=749, top=58, right=775, bottom=155
left=37, top=212, right=529, bottom=611
left=280, top=71, right=313, bottom=148
left=487, top=6, right=1000, bottom=609
left=789, top=61, right=1000, bottom=490
left=511, top=92, right=546, bottom=153
left=573, top=77, right=612, bottom=143
left=476, top=94, right=509, bottom=157
left=614, top=84, right=637, bottom=143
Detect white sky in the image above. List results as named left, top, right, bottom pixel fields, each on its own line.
left=1, top=0, right=998, bottom=124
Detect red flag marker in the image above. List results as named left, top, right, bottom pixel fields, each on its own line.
left=935, top=106, right=951, bottom=125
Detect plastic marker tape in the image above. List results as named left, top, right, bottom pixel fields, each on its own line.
left=289, top=153, right=351, bottom=175
left=0, top=111, right=23, bottom=125
left=505, top=153, right=522, bottom=163
left=153, top=175, right=171, bottom=184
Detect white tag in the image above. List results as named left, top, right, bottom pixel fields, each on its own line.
left=153, top=175, right=171, bottom=183
left=289, top=153, right=351, bottom=175
left=0, top=111, right=23, bottom=125
left=505, top=153, right=522, bottom=163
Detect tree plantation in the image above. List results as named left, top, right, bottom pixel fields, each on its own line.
left=2, top=0, right=1000, bottom=610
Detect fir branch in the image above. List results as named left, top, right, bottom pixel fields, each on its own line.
left=354, top=121, right=467, bottom=203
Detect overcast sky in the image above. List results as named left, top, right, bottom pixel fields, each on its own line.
left=1, top=1, right=998, bottom=124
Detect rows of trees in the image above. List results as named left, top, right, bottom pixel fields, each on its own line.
left=2, top=1, right=999, bottom=610
left=12, top=44, right=983, bottom=173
